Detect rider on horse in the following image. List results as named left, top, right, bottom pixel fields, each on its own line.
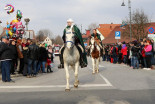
left=58, top=18, right=87, bottom=68
left=89, top=29, right=103, bottom=56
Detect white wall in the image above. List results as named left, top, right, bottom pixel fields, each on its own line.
left=0, top=25, right=3, bottom=35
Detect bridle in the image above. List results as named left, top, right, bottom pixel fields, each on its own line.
left=65, top=38, right=75, bottom=48
left=65, top=41, right=74, bottom=45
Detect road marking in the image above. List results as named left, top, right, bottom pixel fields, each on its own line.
left=99, top=65, right=105, bottom=67
left=0, top=84, right=112, bottom=89
left=88, top=67, right=113, bottom=87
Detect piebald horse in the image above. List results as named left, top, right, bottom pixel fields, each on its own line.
left=63, top=33, right=80, bottom=91
left=90, top=36, right=101, bottom=74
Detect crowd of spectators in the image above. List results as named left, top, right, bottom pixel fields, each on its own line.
left=102, top=38, right=155, bottom=70
left=0, top=36, right=54, bottom=83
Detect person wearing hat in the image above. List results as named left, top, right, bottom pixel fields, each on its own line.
left=90, top=29, right=103, bottom=56
left=58, top=18, right=87, bottom=68
left=0, top=36, right=14, bottom=82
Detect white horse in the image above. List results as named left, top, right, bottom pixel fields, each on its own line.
left=63, top=33, right=80, bottom=91
left=90, top=37, right=101, bottom=74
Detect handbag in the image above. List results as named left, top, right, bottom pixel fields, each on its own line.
left=145, top=51, right=152, bottom=56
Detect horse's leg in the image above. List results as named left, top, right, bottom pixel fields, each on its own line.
left=64, top=63, right=70, bottom=91
left=92, top=58, right=95, bottom=74
left=95, top=59, right=97, bottom=73
left=74, top=62, right=79, bottom=88
left=96, top=58, right=99, bottom=73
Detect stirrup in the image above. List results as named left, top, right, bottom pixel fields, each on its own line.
left=80, top=61, right=87, bottom=68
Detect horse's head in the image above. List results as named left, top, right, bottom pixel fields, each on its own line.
left=90, top=37, right=95, bottom=45
left=65, top=33, right=75, bottom=49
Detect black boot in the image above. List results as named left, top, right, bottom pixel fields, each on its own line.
left=80, top=53, right=87, bottom=68
left=100, top=48, right=103, bottom=57
left=58, top=54, right=64, bottom=69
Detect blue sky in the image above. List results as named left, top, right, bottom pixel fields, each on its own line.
left=0, top=0, right=155, bottom=37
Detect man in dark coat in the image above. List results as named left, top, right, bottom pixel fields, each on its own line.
left=9, top=40, right=18, bottom=74
left=0, top=36, right=14, bottom=82
left=37, top=43, right=48, bottom=73
left=27, top=40, right=39, bottom=77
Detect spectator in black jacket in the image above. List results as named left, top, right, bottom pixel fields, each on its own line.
left=22, top=38, right=29, bottom=76
left=131, top=41, right=140, bottom=69
left=37, top=43, right=48, bottom=73
left=112, top=44, right=117, bottom=64
left=27, top=40, right=39, bottom=77
left=118, top=42, right=122, bottom=64
left=9, top=40, right=18, bottom=75
left=0, top=36, right=14, bottom=82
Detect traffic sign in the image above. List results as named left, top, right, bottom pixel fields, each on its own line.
left=148, top=27, right=155, bottom=34
left=84, top=43, right=87, bottom=46
left=115, top=31, right=121, bottom=39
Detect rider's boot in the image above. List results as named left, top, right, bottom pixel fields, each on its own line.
left=100, top=48, right=103, bottom=57
left=80, top=53, right=87, bottom=68
left=58, top=54, right=64, bottom=69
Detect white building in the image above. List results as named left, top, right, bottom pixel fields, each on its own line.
left=24, top=30, right=35, bottom=39
left=0, top=25, right=3, bottom=35
left=44, top=37, right=52, bottom=46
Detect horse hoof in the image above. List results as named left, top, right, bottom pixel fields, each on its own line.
left=65, top=89, right=70, bottom=92
left=92, top=72, right=95, bottom=75
left=74, top=85, right=78, bottom=88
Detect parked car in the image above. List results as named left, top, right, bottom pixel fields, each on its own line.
left=54, top=45, right=61, bottom=56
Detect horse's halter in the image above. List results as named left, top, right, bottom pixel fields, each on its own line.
left=65, top=34, right=75, bottom=48
left=65, top=40, right=75, bottom=47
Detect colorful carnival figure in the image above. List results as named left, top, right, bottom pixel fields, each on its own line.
left=4, top=4, right=14, bottom=14
left=6, top=22, right=13, bottom=38
left=58, top=18, right=87, bottom=69
left=16, top=22, right=25, bottom=38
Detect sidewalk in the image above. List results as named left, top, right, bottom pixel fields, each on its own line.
left=0, top=74, right=22, bottom=81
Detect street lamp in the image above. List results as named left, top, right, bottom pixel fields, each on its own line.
left=24, top=18, right=30, bottom=31
left=24, top=18, right=30, bottom=38
left=121, top=0, right=132, bottom=41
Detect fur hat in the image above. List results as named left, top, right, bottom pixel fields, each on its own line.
left=67, top=18, right=74, bottom=23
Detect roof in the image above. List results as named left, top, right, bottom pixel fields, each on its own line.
left=82, top=35, right=89, bottom=38
left=102, top=22, right=155, bottom=44
left=97, top=24, right=121, bottom=38
left=99, top=24, right=121, bottom=28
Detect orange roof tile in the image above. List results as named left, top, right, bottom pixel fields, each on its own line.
left=97, top=24, right=121, bottom=38
left=102, top=26, right=130, bottom=44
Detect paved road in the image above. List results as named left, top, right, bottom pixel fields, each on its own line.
left=0, top=57, right=155, bottom=104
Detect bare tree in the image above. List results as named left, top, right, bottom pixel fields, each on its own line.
left=88, top=23, right=99, bottom=34
left=123, top=9, right=150, bottom=40
left=54, top=35, right=63, bottom=45
left=36, top=29, right=53, bottom=42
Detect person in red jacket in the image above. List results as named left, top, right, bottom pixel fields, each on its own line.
left=142, top=45, right=147, bottom=69
left=121, top=43, right=127, bottom=64
left=144, top=40, right=152, bottom=70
